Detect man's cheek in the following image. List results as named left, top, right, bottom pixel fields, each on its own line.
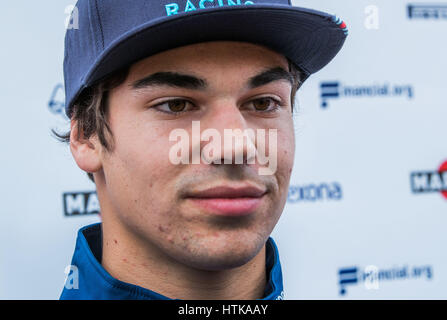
left=277, top=128, right=295, bottom=162
left=275, top=136, right=295, bottom=186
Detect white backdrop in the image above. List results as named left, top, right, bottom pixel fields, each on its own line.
left=0, top=0, right=446, bottom=299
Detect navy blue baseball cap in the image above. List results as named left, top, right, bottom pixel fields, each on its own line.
left=64, top=0, right=348, bottom=117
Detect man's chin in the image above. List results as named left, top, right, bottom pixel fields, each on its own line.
left=170, top=235, right=267, bottom=271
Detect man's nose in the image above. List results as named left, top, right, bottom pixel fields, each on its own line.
left=199, top=102, right=256, bottom=165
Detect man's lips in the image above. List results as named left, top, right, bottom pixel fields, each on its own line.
left=186, top=185, right=267, bottom=198
left=184, top=185, right=267, bottom=216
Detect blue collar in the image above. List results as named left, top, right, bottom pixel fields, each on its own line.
left=60, top=223, right=284, bottom=300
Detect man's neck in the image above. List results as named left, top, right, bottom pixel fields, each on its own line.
left=101, top=219, right=267, bottom=300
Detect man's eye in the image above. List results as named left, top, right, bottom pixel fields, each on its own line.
left=153, top=99, right=194, bottom=113
left=249, top=97, right=281, bottom=112
left=152, top=97, right=281, bottom=114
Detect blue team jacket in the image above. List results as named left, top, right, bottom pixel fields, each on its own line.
left=60, top=223, right=284, bottom=300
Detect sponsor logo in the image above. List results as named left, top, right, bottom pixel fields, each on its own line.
left=63, top=191, right=99, bottom=216
left=410, top=160, right=447, bottom=199
left=48, top=83, right=66, bottom=118
left=338, top=264, right=433, bottom=296
left=407, top=3, right=447, bottom=19
left=287, top=182, right=343, bottom=203
left=165, top=0, right=255, bottom=16
left=338, top=267, right=359, bottom=295
left=320, top=81, right=414, bottom=108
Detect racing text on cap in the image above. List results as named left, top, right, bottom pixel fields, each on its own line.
left=165, top=0, right=256, bottom=16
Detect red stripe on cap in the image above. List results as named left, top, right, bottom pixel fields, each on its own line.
left=439, top=160, right=447, bottom=199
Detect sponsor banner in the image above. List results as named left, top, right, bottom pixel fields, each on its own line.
left=63, top=191, right=100, bottom=216
left=338, top=264, right=434, bottom=296
left=287, top=182, right=343, bottom=203
left=407, top=3, right=447, bottom=20
left=410, top=160, right=447, bottom=199
left=320, top=81, right=414, bottom=108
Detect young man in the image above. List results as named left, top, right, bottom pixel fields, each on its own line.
left=59, top=0, right=347, bottom=300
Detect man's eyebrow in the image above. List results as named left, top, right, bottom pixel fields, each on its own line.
left=132, top=72, right=208, bottom=90
left=131, top=67, right=294, bottom=91
left=247, top=67, right=294, bottom=89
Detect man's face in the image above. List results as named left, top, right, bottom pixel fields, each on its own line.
left=98, top=41, right=295, bottom=270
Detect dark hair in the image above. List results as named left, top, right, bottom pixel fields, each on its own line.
left=53, top=58, right=304, bottom=183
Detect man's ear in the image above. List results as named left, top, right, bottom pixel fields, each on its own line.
left=69, top=120, right=102, bottom=174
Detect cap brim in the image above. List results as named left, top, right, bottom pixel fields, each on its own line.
left=80, top=4, right=347, bottom=102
